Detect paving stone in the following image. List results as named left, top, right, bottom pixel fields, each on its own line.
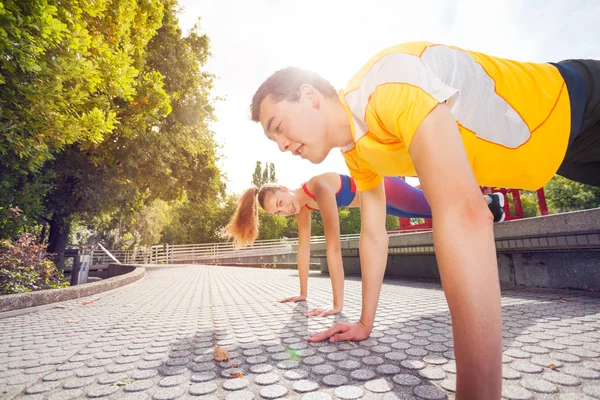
left=62, top=377, right=96, bottom=389
left=364, top=378, right=393, bottom=393
left=312, top=364, right=337, bottom=375
left=259, top=384, right=288, bottom=399
left=322, top=374, right=349, bottom=387
left=97, top=373, right=128, bottom=384
left=422, top=355, right=448, bottom=365
left=583, top=385, right=600, bottom=399
left=303, top=356, right=326, bottom=366
left=223, top=378, right=250, bottom=391
left=86, top=384, right=120, bottom=398
left=503, top=365, right=523, bottom=380
left=392, top=374, right=421, bottom=386
left=153, top=386, right=186, bottom=400
left=339, top=360, right=361, bottom=371
left=417, top=367, right=446, bottom=380
left=130, top=369, right=158, bottom=380
left=225, top=390, right=255, bottom=400
left=376, top=364, right=401, bottom=375
left=300, top=393, right=333, bottom=400
left=250, top=364, right=274, bottom=374
left=158, top=376, right=186, bottom=387
left=584, top=361, right=600, bottom=372
left=362, top=356, right=384, bottom=366
left=46, top=389, right=84, bottom=400
left=504, top=349, right=532, bottom=359
left=284, top=369, right=309, bottom=381
left=255, top=373, right=280, bottom=386
left=413, top=385, right=446, bottom=399
left=502, top=385, right=533, bottom=400
left=406, top=348, right=428, bottom=357
left=401, top=360, right=425, bottom=370
left=190, top=371, right=217, bottom=382
left=562, top=365, right=600, bottom=379
left=520, top=377, right=558, bottom=394
left=43, top=370, right=76, bottom=381
left=440, top=376, right=456, bottom=392
left=333, top=385, right=364, bottom=399
left=24, top=381, right=61, bottom=394
left=292, top=379, right=319, bottom=393
left=542, top=371, right=581, bottom=386
left=511, top=360, right=544, bottom=374
left=123, top=379, right=154, bottom=392
left=349, top=369, right=376, bottom=381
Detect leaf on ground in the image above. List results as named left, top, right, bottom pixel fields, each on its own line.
left=549, top=364, right=557, bottom=370
left=230, top=363, right=240, bottom=368
left=114, top=378, right=134, bottom=386
left=214, top=346, right=230, bottom=361
left=82, top=301, right=94, bottom=305
left=230, top=371, right=243, bottom=378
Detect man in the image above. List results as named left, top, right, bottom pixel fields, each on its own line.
left=250, top=42, right=599, bottom=399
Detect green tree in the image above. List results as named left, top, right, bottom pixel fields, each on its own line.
left=252, top=161, right=263, bottom=187
left=544, top=175, right=600, bottom=213
left=269, top=162, right=276, bottom=183
left=42, top=1, right=223, bottom=265
left=251, top=160, right=277, bottom=187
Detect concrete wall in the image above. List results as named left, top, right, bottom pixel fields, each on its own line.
left=315, top=208, right=600, bottom=290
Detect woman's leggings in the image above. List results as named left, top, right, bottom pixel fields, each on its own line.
left=384, top=176, right=432, bottom=218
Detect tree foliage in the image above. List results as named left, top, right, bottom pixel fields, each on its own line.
left=0, top=0, right=224, bottom=262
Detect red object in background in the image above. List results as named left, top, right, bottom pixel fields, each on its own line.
left=391, top=178, right=549, bottom=233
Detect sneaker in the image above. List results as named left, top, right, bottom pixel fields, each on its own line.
left=488, top=193, right=505, bottom=223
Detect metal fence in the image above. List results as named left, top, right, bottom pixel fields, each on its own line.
left=85, top=230, right=420, bottom=266
left=85, top=234, right=367, bottom=265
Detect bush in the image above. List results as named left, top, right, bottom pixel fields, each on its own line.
left=0, top=233, right=69, bottom=295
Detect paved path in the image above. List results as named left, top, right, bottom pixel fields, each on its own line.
left=1, top=265, right=599, bottom=400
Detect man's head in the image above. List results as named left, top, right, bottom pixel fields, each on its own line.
left=251, top=67, right=338, bottom=164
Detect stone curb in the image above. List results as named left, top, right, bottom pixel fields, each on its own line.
left=0, top=264, right=145, bottom=313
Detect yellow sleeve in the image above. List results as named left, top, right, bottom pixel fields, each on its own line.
left=342, top=149, right=383, bottom=192
left=367, top=82, right=450, bottom=150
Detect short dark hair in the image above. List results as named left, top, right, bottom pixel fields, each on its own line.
left=250, top=67, right=337, bottom=122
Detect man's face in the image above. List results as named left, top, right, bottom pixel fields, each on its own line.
left=259, top=86, right=331, bottom=164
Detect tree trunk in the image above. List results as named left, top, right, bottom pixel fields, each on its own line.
left=39, top=222, right=48, bottom=244
left=48, top=214, right=71, bottom=269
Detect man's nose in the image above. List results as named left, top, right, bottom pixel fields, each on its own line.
left=277, top=137, right=291, bottom=152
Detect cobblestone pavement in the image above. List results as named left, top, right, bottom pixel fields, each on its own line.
left=1, top=265, right=599, bottom=400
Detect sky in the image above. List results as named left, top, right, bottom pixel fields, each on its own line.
left=177, top=0, right=600, bottom=194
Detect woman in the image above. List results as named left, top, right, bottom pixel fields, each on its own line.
left=224, top=172, right=504, bottom=316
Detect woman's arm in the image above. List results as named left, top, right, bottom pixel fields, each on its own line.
left=278, top=207, right=311, bottom=303
left=305, top=177, right=344, bottom=317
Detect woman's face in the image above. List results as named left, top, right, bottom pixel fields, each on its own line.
left=262, top=189, right=301, bottom=216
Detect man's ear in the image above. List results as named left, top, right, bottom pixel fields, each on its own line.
left=299, top=84, right=320, bottom=109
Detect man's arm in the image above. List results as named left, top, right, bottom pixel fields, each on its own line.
left=308, top=181, right=388, bottom=342
left=278, top=208, right=311, bottom=303
left=410, top=103, right=502, bottom=400
left=304, top=180, right=345, bottom=316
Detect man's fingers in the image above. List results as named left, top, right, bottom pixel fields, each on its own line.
left=307, top=324, right=345, bottom=342
left=330, top=330, right=354, bottom=343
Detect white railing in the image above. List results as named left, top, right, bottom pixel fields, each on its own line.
left=92, top=231, right=414, bottom=265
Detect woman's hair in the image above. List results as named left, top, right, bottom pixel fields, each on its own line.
left=223, top=184, right=283, bottom=247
